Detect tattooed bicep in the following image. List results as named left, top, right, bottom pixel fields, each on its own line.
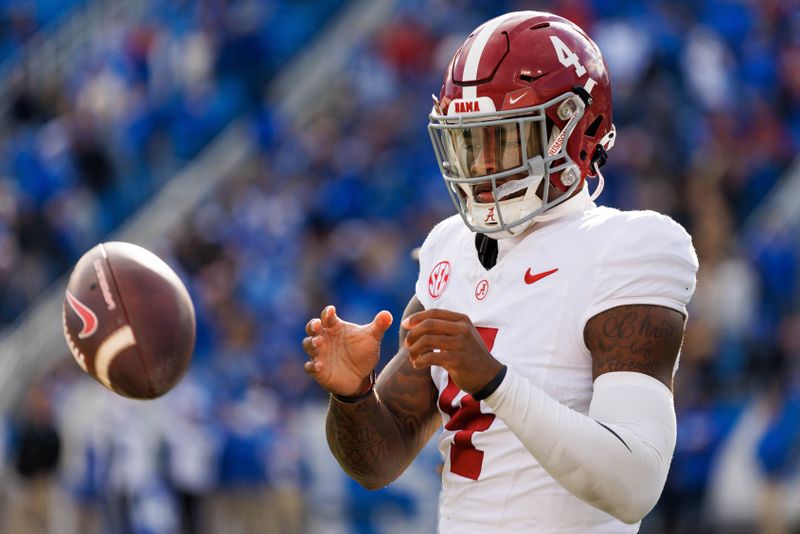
left=584, top=305, right=686, bottom=390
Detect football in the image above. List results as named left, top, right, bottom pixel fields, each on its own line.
left=62, top=241, right=195, bottom=399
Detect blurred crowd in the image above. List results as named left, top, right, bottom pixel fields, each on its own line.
left=1, top=0, right=800, bottom=533
left=0, top=0, right=342, bottom=324
left=0, top=0, right=88, bottom=63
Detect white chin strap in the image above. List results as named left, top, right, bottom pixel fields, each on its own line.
left=589, top=125, right=615, bottom=201
left=465, top=157, right=546, bottom=238
left=589, top=161, right=605, bottom=201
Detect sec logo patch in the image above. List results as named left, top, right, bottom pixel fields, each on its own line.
left=428, top=261, right=451, bottom=299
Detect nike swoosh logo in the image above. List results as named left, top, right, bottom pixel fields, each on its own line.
left=508, top=93, right=526, bottom=105
left=524, top=267, right=558, bottom=284
left=66, top=290, right=99, bottom=339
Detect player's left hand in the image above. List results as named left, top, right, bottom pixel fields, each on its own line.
left=401, top=309, right=503, bottom=394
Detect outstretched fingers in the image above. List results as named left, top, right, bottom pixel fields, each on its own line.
left=368, top=310, right=393, bottom=340
left=305, top=317, right=321, bottom=336
left=321, top=305, right=340, bottom=329
left=302, top=306, right=338, bottom=361
left=302, top=334, right=322, bottom=356
left=303, top=359, right=323, bottom=376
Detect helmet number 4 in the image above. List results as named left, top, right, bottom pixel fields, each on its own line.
left=550, top=36, right=586, bottom=77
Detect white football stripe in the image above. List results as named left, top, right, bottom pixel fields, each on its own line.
left=62, top=307, right=88, bottom=372
left=95, top=325, right=137, bottom=391
left=461, top=14, right=515, bottom=99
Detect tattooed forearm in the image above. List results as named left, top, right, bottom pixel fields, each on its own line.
left=325, top=296, right=439, bottom=490
left=326, top=355, right=439, bottom=489
left=585, top=305, right=686, bottom=389
left=326, top=395, right=406, bottom=487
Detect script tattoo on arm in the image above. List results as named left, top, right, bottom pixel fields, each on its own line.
left=326, top=296, right=440, bottom=489
left=584, top=304, right=686, bottom=390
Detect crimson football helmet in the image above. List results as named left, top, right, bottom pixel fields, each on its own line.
left=428, top=11, right=616, bottom=238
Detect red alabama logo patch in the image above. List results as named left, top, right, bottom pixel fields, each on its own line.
left=428, top=261, right=451, bottom=299
left=475, top=279, right=489, bottom=301
left=65, top=290, right=99, bottom=339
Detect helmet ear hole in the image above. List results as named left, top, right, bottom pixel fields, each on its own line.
left=584, top=115, right=603, bottom=138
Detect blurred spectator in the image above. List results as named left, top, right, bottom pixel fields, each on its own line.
left=210, top=382, right=280, bottom=534
left=0, top=0, right=88, bottom=63
left=162, top=376, right=222, bottom=534
left=4, top=384, right=61, bottom=534
left=102, top=396, right=174, bottom=534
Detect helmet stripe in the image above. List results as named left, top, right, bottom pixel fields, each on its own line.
left=461, top=13, right=516, bottom=99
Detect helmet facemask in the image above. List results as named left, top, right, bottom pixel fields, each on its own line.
left=429, top=91, right=587, bottom=239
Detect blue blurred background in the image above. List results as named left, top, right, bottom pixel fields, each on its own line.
left=0, top=0, right=799, bottom=532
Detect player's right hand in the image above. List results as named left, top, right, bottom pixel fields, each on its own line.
left=302, top=305, right=393, bottom=397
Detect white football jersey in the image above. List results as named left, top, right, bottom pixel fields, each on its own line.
left=414, top=188, right=698, bottom=533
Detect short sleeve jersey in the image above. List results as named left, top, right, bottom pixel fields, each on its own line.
left=414, top=188, right=698, bottom=533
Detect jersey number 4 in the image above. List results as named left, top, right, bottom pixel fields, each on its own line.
left=437, top=326, right=498, bottom=481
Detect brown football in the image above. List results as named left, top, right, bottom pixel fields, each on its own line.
left=62, top=241, right=195, bottom=399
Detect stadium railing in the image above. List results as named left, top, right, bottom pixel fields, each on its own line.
left=0, top=0, right=150, bottom=119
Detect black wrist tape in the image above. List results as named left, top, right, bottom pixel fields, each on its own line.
left=472, top=365, right=508, bottom=401
left=332, top=369, right=376, bottom=404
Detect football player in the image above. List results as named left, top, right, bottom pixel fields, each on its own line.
left=302, top=11, right=698, bottom=532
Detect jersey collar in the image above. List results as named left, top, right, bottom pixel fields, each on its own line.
left=494, top=186, right=594, bottom=260
left=536, top=185, right=593, bottom=222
